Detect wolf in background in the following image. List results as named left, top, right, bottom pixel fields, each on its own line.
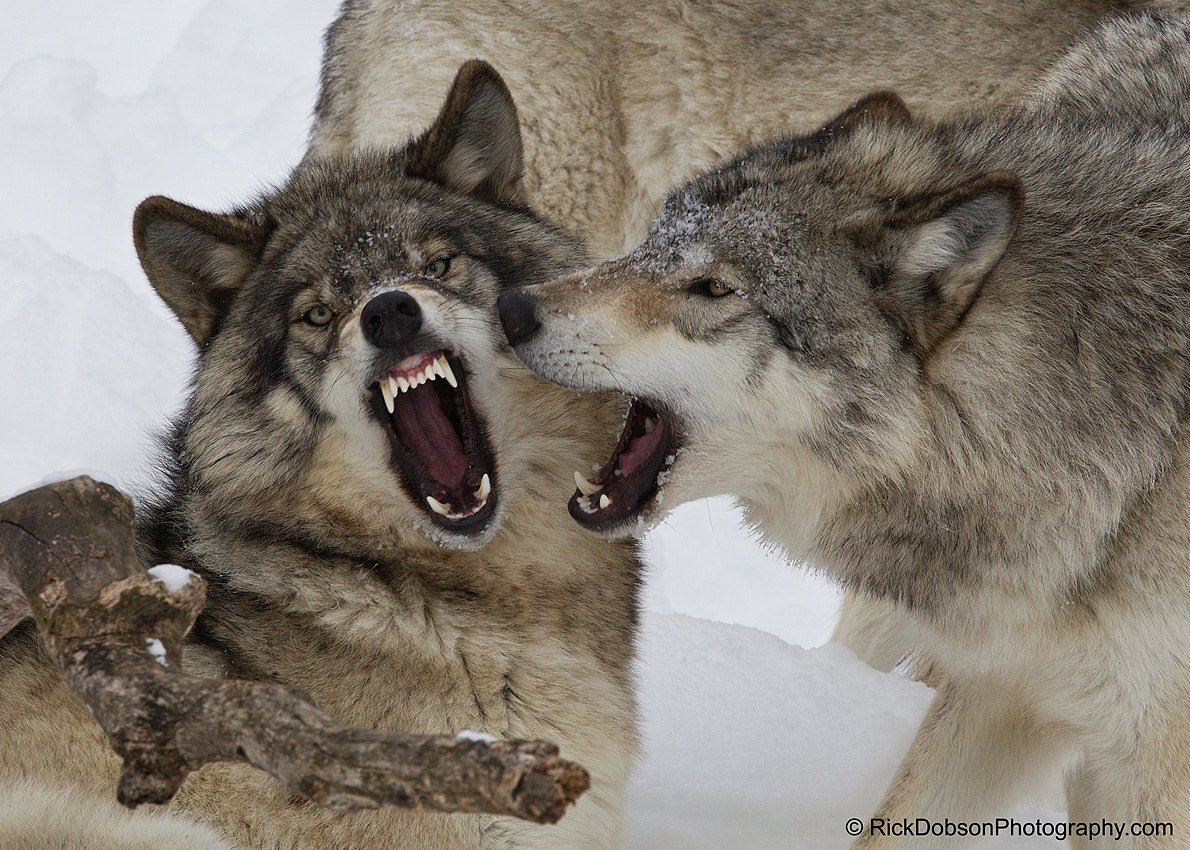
left=500, top=12, right=1190, bottom=846
left=309, top=0, right=1148, bottom=259
left=0, top=63, right=639, bottom=850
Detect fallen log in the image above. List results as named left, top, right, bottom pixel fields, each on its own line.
left=0, top=475, right=588, bottom=823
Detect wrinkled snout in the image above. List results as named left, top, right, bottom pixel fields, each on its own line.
left=496, top=287, right=541, bottom=347
left=361, top=290, right=423, bottom=349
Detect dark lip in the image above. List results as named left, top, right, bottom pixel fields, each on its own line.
left=368, top=350, right=499, bottom=536
left=567, top=397, right=681, bottom=532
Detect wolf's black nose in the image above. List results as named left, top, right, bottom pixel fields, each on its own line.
left=362, top=290, right=423, bottom=349
left=497, top=288, right=541, bottom=347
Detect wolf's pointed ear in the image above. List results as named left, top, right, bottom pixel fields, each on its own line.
left=133, top=196, right=269, bottom=347
left=406, top=60, right=525, bottom=206
left=875, top=172, right=1022, bottom=354
left=824, top=90, right=912, bottom=134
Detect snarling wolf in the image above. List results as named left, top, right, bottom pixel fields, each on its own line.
left=0, top=63, right=639, bottom=850
left=500, top=13, right=1190, bottom=845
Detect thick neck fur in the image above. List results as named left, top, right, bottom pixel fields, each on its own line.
left=739, top=86, right=1190, bottom=654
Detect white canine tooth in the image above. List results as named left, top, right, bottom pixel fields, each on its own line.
left=397, top=375, right=410, bottom=393
left=599, top=494, right=611, bottom=510
left=574, top=471, right=600, bottom=497
left=426, top=495, right=451, bottom=516
left=477, top=473, right=491, bottom=501
left=438, top=356, right=458, bottom=388
left=387, top=376, right=401, bottom=401
left=432, top=358, right=445, bottom=380
left=380, top=379, right=395, bottom=414
left=644, top=417, right=657, bottom=435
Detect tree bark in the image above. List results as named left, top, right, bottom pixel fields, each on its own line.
left=0, top=476, right=588, bottom=824
left=0, top=566, right=29, bottom=639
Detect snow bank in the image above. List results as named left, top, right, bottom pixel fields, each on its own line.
left=0, top=234, right=189, bottom=502
left=625, top=613, right=930, bottom=849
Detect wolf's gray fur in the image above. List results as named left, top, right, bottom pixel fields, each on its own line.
left=312, top=0, right=1190, bottom=678
left=309, top=0, right=1143, bottom=260
left=0, top=63, right=639, bottom=850
left=312, top=0, right=1190, bottom=672
left=501, top=13, right=1190, bottom=845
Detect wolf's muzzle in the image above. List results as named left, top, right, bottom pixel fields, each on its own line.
left=362, top=290, right=423, bottom=349
left=497, top=288, right=541, bottom=347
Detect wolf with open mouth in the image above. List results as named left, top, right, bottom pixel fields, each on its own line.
left=499, top=13, right=1190, bottom=845
left=0, top=62, right=639, bottom=850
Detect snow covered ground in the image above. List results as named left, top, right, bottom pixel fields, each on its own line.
left=1, top=4, right=1063, bottom=847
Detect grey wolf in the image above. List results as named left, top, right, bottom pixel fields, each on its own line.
left=0, top=62, right=639, bottom=850
left=499, top=13, right=1190, bottom=846
left=314, top=0, right=1177, bottom=670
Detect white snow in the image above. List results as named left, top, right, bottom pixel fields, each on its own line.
left=145, top=637, right=168, bottom=667
left=147, top=564, right=197, bottom=594
left=456, top=730, right=500, bottom=744
left=0, top=4, right=1060, bottom=847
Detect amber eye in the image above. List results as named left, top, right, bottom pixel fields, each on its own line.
left=303, top=305, right=334, bottom=326
left=689, top=277, right=734, bottom=298
left=425, top=257, right=450, bottom=278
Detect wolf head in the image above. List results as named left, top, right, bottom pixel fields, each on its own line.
left=499, top=93, right=1023, bottom=539
left=136, top=61, right=593, bottom=552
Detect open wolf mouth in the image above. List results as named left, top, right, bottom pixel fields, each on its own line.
left=570, top=398, right=677, bottom=530
left=369, top=349, right=497, bottom=533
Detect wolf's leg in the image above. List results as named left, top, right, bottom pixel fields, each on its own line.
left=851, top=679, right=1072, bottom=850
left=1066, top=724, right=1190, bottom=849
left=0, top=778, right=240, bottom=850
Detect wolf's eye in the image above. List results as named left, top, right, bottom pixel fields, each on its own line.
left=303, top=305, right=335, bottom=326
left=688, top=278, right=734, bottom=298
left=425, top=257, right=450, bottom=278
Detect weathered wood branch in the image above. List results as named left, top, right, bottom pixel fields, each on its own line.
left=0, top=564, right=30, bottom=639
left=0, top=476, right=588, bottom=823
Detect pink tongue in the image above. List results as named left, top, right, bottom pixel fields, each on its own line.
left=392, top=383, right=468, bottom=488
left=617, top=420, right=665, bottom=476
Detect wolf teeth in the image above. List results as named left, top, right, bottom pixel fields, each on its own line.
left=381, top=355, right=460, bottom=400
left=644, top=417, right=657, bottom=435
left=574, top=471, right=600, bottom=497
left=575, top=493, right=612, bottom=514
left=475, top=473, right=491, bottom=501
left=437, top=355, right=458, bottom=388
left=426, top=495, right=451, bottom=516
